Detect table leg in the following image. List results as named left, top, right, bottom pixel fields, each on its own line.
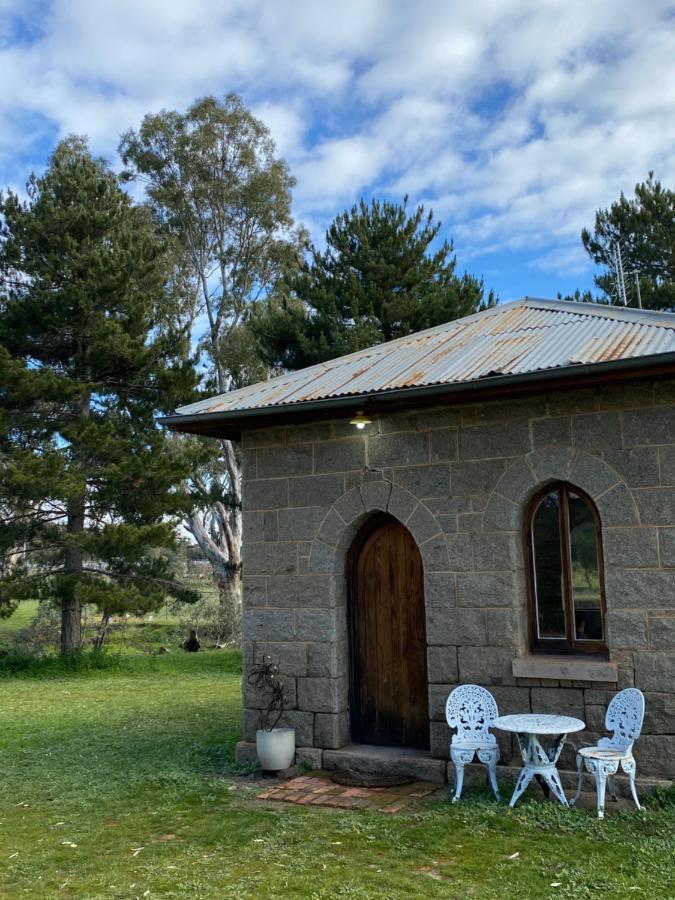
left=508, top=732, right=570, bottom=808
left=534, top=774, right=551, bottom=799
left=540, top=768, right=568, bottom=805
left=509, top=766, right=535, bottom=807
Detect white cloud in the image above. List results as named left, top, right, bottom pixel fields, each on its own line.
left=250, top=100, right=306, bottom=159
left=0, top=0, right=674, bottom=293
left=295, top=135, right=387, bottom=208
left=529, top=245, right=593, bottom=278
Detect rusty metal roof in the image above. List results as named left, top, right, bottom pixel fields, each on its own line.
left=173, top=298, right=675, bottom=420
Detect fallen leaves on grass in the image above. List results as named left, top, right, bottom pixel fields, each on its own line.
left=416, top=865, right=451, bottom=882
left=417, top=867, right=443, bottom=881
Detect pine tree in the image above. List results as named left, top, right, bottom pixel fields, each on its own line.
left=581, top=173, right=675, bottom=310
left=252, top=197, right=496, bottom=370
left=0, top=138, right=201, bottom=652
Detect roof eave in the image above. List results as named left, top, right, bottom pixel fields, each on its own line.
left=159, top=351, right=675, bottom=440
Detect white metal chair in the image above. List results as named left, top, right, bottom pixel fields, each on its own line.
left=570, top=687, right=645, bottom=819
left=445, top=684, right=501, bottom=802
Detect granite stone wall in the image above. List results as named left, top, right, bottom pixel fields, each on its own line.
left=237, top=381, right=675, bottom=778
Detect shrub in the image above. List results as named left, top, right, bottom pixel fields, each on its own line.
left=0, top=647, right=123, bottom=678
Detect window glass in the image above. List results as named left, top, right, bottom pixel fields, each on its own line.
left=531, top=491, right=566, bottom=639
left=568, top=491, right=603, bottom=641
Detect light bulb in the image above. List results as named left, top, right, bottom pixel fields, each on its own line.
left=349, top=411, right=372, bottom=429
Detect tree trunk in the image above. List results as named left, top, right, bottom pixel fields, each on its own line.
left=61, top=596, right=81, bottom=654
left=62, top=495, right=84, bottom=654
left=93, top=613, right=111, bottom=650
left=61, top=388, right=90, bottom=655
left=215, top=564, right=241, bottom=643
left=185, top=437, right=243, bottom=645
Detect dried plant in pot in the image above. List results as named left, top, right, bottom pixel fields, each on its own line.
left=248, top=656, right=295, bottom=771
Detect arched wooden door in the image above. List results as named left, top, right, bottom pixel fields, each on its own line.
left=348, top=515, right=429, bottom=749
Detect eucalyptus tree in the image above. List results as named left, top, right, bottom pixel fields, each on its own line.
left=119, top=95, right=304, bottom=638
left=0, top=138, right=200, bottom=652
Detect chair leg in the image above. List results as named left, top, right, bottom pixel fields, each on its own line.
left=478, top=748, right=501, bottom=801
left=622, top=758, right=644, bottom=813
left=569, top=752, right=584, bottom=807
left=453, top=761, right=465, bottom=803
left=450, top=749, right=473, bottom=803
left=594, top=762, right=607, bottom=820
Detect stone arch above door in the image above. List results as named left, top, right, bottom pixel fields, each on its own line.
left=307, top=481, right=449, bottom=587
left=483, top=448, right=640, bottom=533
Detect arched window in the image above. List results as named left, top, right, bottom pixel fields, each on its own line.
left=525, top=483, right=607, bottom=654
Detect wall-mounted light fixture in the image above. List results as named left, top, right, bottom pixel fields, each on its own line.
left=349, top=411, right=372, bottom=430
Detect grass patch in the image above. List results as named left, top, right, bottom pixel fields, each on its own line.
left=0, top=599, right=210, bottom=658
left=0, top=651, right=673, bottom=898
left=0, top=646, right=125, bottom=677
left=0, top=598, right=40, bottom=639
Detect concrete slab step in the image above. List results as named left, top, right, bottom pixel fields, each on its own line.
left=323, top=743, right=447, bottom=784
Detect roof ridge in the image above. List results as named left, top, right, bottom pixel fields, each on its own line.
left=521, top=297, right=675, bottom=327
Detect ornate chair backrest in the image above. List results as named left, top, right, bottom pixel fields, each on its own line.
left=598, top=688, right=645, bottom=752
left=445, top=684, right=499, bottom=747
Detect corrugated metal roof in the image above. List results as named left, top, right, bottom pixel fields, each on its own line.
left=175, top=298, right=675, bottom=418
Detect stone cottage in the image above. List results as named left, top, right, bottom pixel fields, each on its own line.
left=164, top=298, right=675, bottom=786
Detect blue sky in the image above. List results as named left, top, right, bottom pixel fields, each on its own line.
left=1, top=0, right=674, bottom=302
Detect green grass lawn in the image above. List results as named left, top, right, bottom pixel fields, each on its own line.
left=0, top=651, right=673, bottom=899
left=0, top=599, right=40, bottom=638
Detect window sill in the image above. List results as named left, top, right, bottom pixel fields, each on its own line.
left=512, top=655, right=618, bottom=683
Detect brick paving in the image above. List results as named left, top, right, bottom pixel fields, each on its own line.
left=257, top=772, right=444, bottom=813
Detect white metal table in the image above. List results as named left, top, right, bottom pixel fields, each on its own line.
left=493, top=714, right=585, bottom=807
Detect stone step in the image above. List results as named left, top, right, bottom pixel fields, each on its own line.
left=322, top=743, right=447, bottom=784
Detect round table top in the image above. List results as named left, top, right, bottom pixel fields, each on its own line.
left=492, top=713, right=585, bottom=734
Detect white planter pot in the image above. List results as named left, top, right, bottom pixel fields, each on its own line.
left=256, top=727, right=296, bottom=771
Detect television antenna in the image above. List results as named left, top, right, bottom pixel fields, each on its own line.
left=610, top=241, right=629, bottom=306
left=631, top=269, right=642, bottom=309
left=610, top=241, right=642, bottom=309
